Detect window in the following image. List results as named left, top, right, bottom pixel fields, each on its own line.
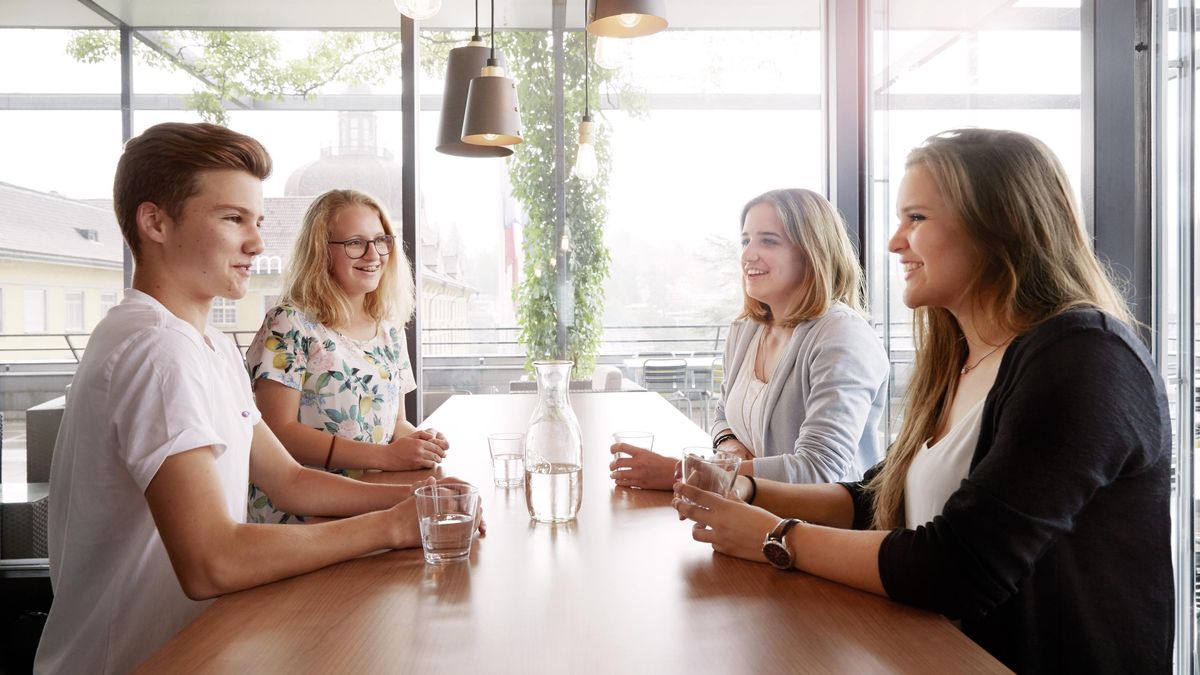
left=99, top=291, right=118, bottom=317
left=22, top=288, right=46, bottom=333
left=417, top=3, right=823, bottom=424
left=64, top=291, right=84, bottom=333
left=866, top=2, right=1082, bottom=441
left=209, top=298, right=238, bottom=326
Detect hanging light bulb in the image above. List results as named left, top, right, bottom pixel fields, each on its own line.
left=393, top=0, right=442, bottom=21
left=573, top=117, right=598, bottom=182
left=436, top=0, right=511, bottom=157
left=593, top=36, right=620, bottom=70
left=462, top=0, right=524, bottom=147
left=574, top=2, right=598, bottom=182
left=587, top=0, right=667, bottom=38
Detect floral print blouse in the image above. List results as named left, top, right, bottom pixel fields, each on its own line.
left=244, top=303, right=416, bottom=524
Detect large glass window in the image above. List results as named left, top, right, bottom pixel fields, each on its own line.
left=417, top=3, right=822, bottom=423
left=866, top=2, right=1083, bottom=439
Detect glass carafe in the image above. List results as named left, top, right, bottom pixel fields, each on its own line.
left=524, top=360, right=583, bottom=523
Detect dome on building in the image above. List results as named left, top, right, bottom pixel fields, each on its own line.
left=284, top=107, right=404, bottom=218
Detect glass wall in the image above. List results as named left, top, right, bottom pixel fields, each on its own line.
left=865, top=2, right=1083, bottom=439
left=417, top=2, right=822, bottom=423
left=0, top=29, right=121, bottom=483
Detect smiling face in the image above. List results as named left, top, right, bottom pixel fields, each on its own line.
left=158, top=169, right=265, bottom=304
left=740, top=202, right=808, bottom=316
left=327, top=203, right=391, bottom=301
left=889, top=165, right=980, bottom=315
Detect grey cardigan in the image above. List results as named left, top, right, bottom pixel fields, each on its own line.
left=712, top=302, right=890, bottom=483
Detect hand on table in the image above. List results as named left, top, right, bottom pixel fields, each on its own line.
left=672, top=481, right=779, bottom=564
left=378, top=429, right=449, bottom=471
left=609, top=443, right=679, bottom=490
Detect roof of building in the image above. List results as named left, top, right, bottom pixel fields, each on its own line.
left=0, top=182, right=124, bottom=268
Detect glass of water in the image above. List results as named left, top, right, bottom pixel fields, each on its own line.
left=680, top=448, right=742, bottom=503
left=414, top=483, right=479, bottom=565
left=612, top=430, right=653, bottom=459
left=487, top=432, right=526, bottom=488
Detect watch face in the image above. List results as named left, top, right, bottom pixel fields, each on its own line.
left=763, top=541, right=791, bottom=570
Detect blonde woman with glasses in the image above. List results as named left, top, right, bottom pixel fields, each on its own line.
left=673, top=129, right=1172, bottom=672
left=611, top=188, right=889, bottom=490
left=245, top=189, right=449, bottom=524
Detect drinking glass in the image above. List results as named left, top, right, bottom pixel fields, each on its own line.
left=488, top=432, right=526, bottom=488
left=414, top=483, right=479, bottom=565
left=612, top=430, right=654, bottom=459
left=680, top=448, right=742, bottom=503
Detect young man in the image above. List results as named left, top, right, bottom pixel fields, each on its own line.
left=33, top=123, right=464, bottom=674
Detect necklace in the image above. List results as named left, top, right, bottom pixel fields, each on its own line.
left=961, top=342, right=1006, bottom=375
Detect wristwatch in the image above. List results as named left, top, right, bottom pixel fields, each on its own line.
left=762, top=518, right=803, bottom=570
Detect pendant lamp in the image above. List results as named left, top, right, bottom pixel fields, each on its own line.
left=573, top=1, right=598, bottom=182
left=462, top=0, right=523, bottom=147
left=394, top=0, right=442, bottom=21
left=436, top=0, right=511, bottom=157
left=586, top=0, right=667, bottom=39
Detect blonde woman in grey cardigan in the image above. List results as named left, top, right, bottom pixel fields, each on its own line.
left=610, top=188, right=889, bottom=489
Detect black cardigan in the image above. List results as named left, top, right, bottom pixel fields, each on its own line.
left=841, top=309, right=1173, bottom=673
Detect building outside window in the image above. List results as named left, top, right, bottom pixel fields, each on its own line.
left=64, top=291, right=84, bottom=333
left=209, top=297, right=238, bottom=327
left=22, top=288, right=46, bottom=333
left=99, top=291, right=118, bottom=317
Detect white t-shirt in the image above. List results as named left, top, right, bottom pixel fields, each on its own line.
left=904, top=397, right=986, bottom=529
left=34, top=289, right=260, bottom=675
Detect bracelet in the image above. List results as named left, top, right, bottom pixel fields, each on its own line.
left=744, top=475, right=757, bottom=504
left=324, top=435, right=337, bottom=470
left=712, top=432, right=738, bottom=449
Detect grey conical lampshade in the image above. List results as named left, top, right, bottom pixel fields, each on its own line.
left=461, top=60, right=523, bottom=147
left=587, top=0, right=668, bottom=38
left=436, top=39, right=511, bottom=157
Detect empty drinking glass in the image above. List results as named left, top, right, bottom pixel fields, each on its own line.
left=488, top=432, right=526, bottom=488
left=680, top=448, right=742, bottom=503
left=612, top=430, right=654, bottom=459
left=414, top=483, right=479, bottom=565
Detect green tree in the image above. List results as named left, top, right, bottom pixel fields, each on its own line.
left=69, top=28, right=638, bottom=374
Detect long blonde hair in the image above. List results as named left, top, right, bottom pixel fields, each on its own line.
left=737, top=188, right=867, bottom=327
left=280, top=189, right=415, bottom=329
left=867, top=129, right=1132, bottom=530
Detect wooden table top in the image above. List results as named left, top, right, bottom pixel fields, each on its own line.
left=138, top=392, right=1007, bottom=674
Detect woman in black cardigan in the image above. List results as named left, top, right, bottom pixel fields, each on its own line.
left=673, top=128, right=1173, bottom=674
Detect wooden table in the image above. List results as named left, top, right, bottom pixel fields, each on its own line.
left=138, top=392, right=1006, bottom=673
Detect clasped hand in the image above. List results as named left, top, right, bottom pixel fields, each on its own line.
left=380, top=428, right=449, bottom=471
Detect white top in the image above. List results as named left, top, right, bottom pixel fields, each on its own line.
left=904, top=397, right=987, bottom=529
left=35, top=289, right=260, bottom=675
left=724, top=330, right=771, bottom=455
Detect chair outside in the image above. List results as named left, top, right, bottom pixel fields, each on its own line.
left=641, top=358, right=692, bottom=420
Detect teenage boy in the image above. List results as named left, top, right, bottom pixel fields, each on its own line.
left=34, top=123, right=464, bottom=674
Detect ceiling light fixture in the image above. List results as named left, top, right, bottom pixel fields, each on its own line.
left=586, top=0, right=667, bottom=39
left=461, top=0, right=524, bottom=147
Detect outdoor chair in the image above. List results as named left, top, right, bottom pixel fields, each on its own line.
left=641, top=357, right=705, bottom=422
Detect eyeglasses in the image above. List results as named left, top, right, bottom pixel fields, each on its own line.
left=327, top=235, right=395, bottom=259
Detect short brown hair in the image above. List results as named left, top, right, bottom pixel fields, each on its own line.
left=113, top=122, right=272, bottom=259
